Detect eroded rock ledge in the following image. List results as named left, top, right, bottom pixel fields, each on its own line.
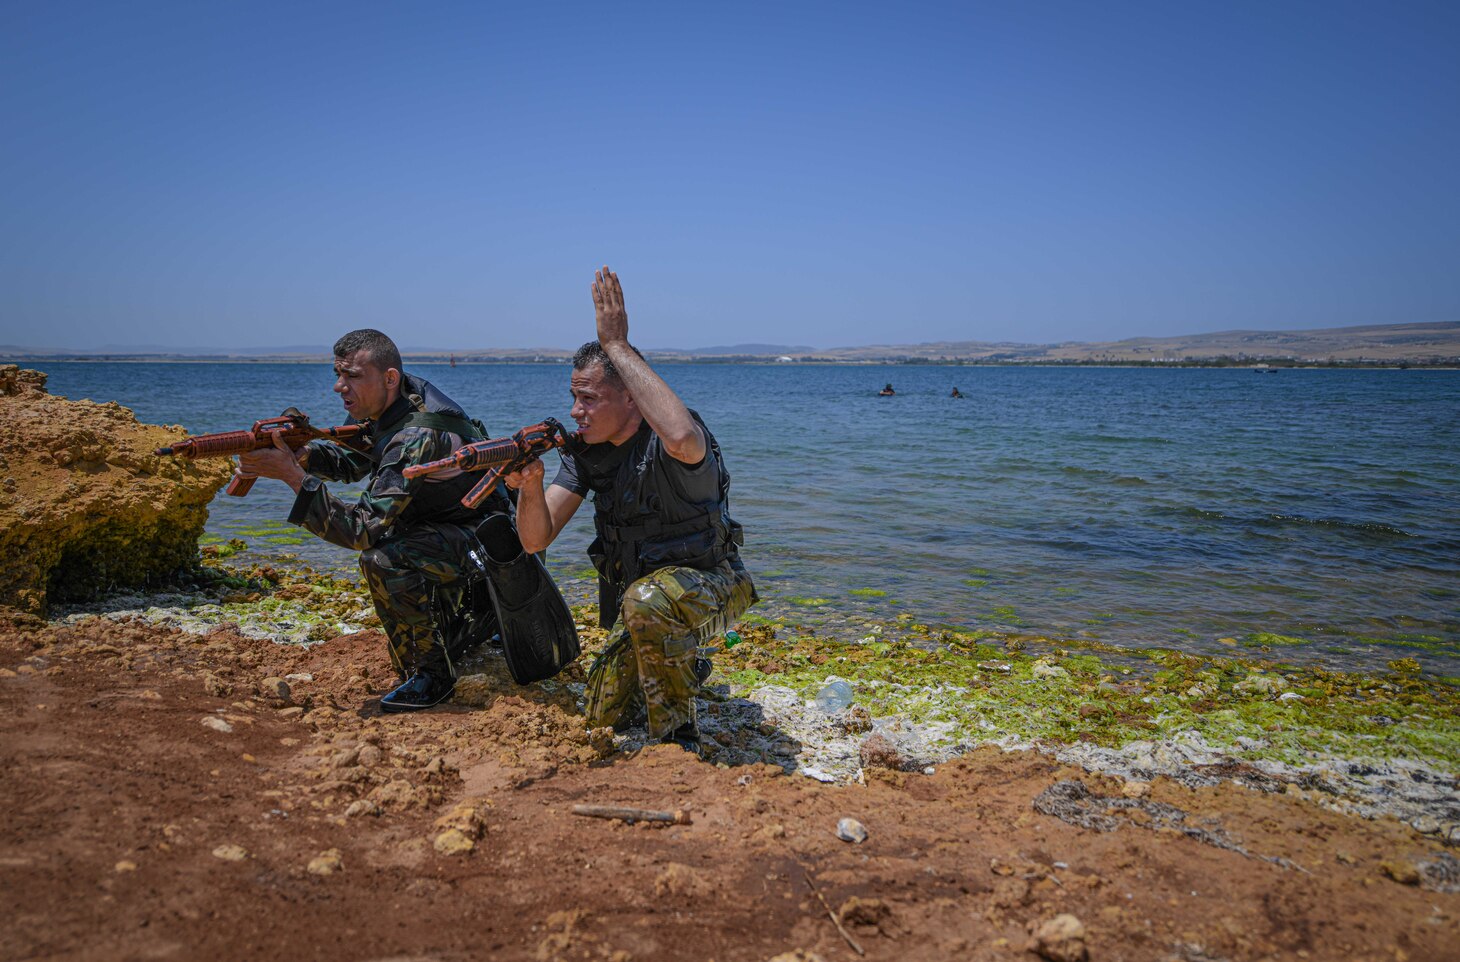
left=0, top=364, right=232, bottom=612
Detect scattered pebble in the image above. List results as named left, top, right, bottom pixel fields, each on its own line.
left=836, top=705, right=873, bottom=734
left=345, top=799, right=381, bottom=818
left=836, top=817, right=868, bottom=844
left=113, top=860, right=137, bottom=873
left=329, top=747, right=360, bottom=769
left=1026, top=913, right=1088, bottom=962
left=307, top=849, right=343, bottom=876
left=859, top=733, right=905, bottom=771
left=433, top=828, right=475, bottom=855
left=1031, top=661, right=1070, bottom=680
left=211, top=844, right=248, bottom=862
left=258, top=677, right=291, bottom=702
left=1121, top=780, right=1151, bottom=799
left=200, top=716, right=233, bottom=734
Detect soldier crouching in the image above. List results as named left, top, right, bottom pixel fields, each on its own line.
left=506, top=266, right=756, bottom=754
left=239, top=329, right=510, bottom=712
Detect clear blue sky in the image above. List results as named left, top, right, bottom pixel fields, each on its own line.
left=2, top=1, right=1457, bottom=351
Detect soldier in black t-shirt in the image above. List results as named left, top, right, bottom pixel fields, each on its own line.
left=504, top=267, right=756, bottom=755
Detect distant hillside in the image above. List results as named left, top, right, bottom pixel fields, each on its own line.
left=1037, top=321, right=1460, bottom=362
left=3, top=320, right=1457, bottom=364
left=652, top=343, right=820, bottom=357
left=760, top=321, right=1460, bottom=363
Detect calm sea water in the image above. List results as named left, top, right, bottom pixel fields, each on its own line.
left=31, top=361, right=1460, bottom=676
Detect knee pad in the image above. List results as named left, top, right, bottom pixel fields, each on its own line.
left=621, top=592, right=668, bottom=636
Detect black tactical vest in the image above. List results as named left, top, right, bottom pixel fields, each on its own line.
left=585, top=412, right=744, bottom=625
left=368, top=374, right=509, bottom=524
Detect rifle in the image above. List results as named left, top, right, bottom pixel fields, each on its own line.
left=155, top=407, right=369, bottom=496
left=403, top=418, right=581, bottom=510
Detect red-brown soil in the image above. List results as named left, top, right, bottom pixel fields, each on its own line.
left=2, top=612, right=1455, bottom=962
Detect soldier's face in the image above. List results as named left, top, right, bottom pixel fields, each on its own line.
left=569, top=362, right=639, bottom=445
left=333, top=350, right=400, bottom=422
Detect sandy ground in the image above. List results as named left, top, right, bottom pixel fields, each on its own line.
left=2, top=610, right=1457, bottom=962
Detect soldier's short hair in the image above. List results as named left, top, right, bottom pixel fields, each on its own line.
left=334, top=329, right=403, bottom=374
left=572, top=340, right=645, bottom=389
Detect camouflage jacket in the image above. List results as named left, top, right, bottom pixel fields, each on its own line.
left=287, top=374, right=503, bottom=551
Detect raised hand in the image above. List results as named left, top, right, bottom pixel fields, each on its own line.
left=592, top=266, right=628, bottom=346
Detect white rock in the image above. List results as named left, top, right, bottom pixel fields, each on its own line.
left=1234, top=674, right=1286, bottom=695
left=200, top=716, right=233, bottom=733
left=836, top=817, right=868, bottom=843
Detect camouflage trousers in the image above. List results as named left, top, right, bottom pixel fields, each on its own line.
left=359, top=521, right=476, bottom=675
left=585, top=557, right=757, bottom=740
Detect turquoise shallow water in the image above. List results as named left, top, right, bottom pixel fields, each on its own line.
left=30, top=361, right=1460, bottom=676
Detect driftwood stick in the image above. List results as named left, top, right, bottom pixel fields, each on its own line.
left=570, top=804, right=691, bottom=825
left=802, top=867, right=865, bottom=957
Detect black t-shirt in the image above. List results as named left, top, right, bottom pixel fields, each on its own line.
left=551, top=420, right=721, bottom=506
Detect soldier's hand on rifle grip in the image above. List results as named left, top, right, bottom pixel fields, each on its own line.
left=237, top=431, right=309, bottom=493
left=502, top=458, right=545, bottom=492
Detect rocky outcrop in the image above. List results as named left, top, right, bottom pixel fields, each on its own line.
left=0, top=365, right=233, bottom=613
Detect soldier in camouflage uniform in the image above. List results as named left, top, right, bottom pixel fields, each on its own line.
left=506, top=267, right=756, bottom=754
left=238, top=329, right=509, bottom=712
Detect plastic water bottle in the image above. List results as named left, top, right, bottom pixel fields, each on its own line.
left=810, top=679, right=854, bottom=713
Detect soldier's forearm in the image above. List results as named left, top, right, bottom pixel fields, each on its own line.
left=514, top=481, right=555, bottom=554
left=602, top=343, right=705, bottom=463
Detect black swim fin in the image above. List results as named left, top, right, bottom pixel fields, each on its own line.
left=475, top=512, right=581, bottom=684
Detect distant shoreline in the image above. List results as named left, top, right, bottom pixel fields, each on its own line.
left=5, top=355, right=1458, bottom=370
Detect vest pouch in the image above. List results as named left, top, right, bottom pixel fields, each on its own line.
left=587, top=534, right=609, bottom=579
left=636, top=526, right=722, bottom=573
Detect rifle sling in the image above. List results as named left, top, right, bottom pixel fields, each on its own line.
left=373, top=410, right=484, bottom=443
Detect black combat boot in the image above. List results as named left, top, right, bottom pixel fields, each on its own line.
left=666, top=720, right=703, bottom=758
left=380, top=650, right=456, bottom=713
